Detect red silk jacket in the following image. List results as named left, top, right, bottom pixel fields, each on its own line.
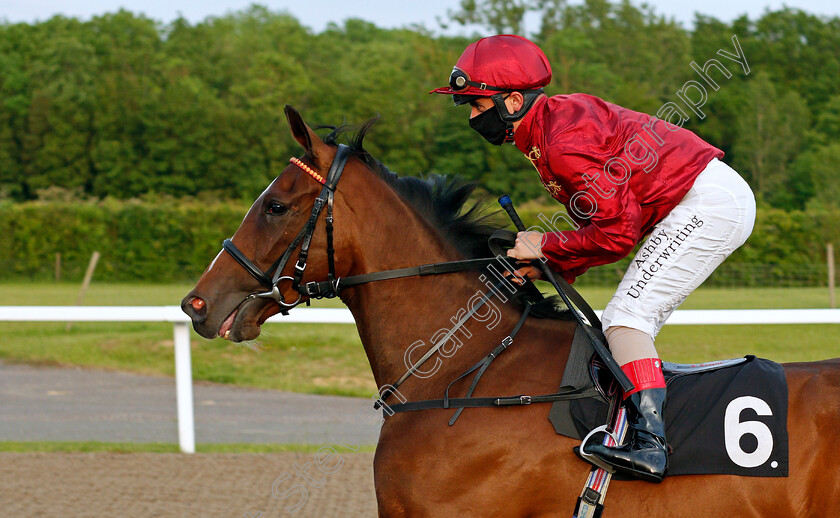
left=513, top=94, right=723, bottom=282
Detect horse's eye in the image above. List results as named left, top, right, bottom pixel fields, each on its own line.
left=266, top=202, right=288, bottom=216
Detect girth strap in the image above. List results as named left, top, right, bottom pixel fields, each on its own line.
left=386, top=385, right=598, bottom=414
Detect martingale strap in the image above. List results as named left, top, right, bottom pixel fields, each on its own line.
left=377, top=231, right=609, bottom=412
left=383, top=300, right=601, bottom=419
left=376, top=278, right=510, bottom=408
left=443, top=301, right=533, bottom=425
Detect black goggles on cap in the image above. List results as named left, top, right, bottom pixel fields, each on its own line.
left=448, top=67, right=511, bottom=94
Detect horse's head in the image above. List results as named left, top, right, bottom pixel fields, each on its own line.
left=182, top=105, right=509, bottom=345
left=181, top=106, right=356, bottom=342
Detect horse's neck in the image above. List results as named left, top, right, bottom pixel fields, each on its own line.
left=338, top=188, right=524, bottom=395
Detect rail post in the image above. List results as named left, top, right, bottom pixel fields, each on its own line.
left=828, top=243, right=836, bottom=309
left=174, top=322, right=196, bottom=453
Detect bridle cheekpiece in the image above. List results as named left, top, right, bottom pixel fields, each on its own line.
left=221, top=144, right=350, bottom=314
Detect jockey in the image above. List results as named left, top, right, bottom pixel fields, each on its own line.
left=430, top=34, right=756, bottom=483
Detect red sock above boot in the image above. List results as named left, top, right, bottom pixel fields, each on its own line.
left=621, top=358, right=666, bottom=398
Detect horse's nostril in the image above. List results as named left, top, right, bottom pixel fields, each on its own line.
left=182, top=296, right=208, bottom=323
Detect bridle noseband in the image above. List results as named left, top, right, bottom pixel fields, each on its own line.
left=221, top=144, right=351, bottom=313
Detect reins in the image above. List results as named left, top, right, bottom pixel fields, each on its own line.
left=221, top=145, right=605, bottom=424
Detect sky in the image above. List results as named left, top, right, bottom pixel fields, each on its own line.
left=2, top=0, right=839, bottom=33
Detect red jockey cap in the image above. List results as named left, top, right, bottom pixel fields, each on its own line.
left=430, top=34, right=552, bottom=101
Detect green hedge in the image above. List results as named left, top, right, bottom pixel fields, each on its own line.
left=517, top=205, right=840, bottom=287
left=2, top=201, right=839, bottom=285
left=0, top=200, right=245, bottom=282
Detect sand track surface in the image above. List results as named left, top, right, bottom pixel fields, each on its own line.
left=0, top=451, right=377, bottom=517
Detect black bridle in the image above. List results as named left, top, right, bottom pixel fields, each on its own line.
left=221, top=144, right=501, bottom=314
left=222, top=144, right=350, bottom=312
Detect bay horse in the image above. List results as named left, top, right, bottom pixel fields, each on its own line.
left=182, top=106, right=840, bottom=517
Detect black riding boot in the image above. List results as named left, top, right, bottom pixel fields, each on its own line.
left=585, top=387, right=668, bottom=483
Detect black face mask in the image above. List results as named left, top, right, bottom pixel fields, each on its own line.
left=469, top=108, right=513, bottom=146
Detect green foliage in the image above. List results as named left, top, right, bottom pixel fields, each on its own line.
left=2, top=196, right=840, bottom=285
left=731, top=72, right=810, bottom=208
left=0, top=200, right=245, bottom=282
left=445, top=0, right=534, bottom=34
left=792, top=143, right=840, bottom=208
left=0, top=3, right=838, bottom=210
left=1, top=3, right=840, bottom=283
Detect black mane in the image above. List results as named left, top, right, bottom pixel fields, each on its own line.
left=322, top=119, right=497, bottom=260
left=319, top=119, right=572, bottom=320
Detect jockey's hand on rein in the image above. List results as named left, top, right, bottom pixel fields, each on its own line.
left=505, top=231, right=546, bottom=285
left=510, top=264, right=542, bottom=285
left=507, top=231, right=545, bottom=261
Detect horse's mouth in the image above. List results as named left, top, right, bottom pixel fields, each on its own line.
left=218, top=306, right=240, bottom=339
left=219, top=296, right=278, bottom=342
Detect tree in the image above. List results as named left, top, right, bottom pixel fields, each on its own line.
left=732, top=71, right=809, bottom=208
left=792, top=143, right=840, bottom=209
left=444, top=0, right=537, bottom=35
left=1, top=3, right=839, bottom=207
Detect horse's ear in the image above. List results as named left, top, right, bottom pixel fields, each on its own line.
left=285, top=105, right=330, bottom=166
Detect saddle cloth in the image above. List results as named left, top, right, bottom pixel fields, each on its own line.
left=549, top=326, right=789, bottom=477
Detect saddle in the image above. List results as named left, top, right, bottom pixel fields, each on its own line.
left=550, top=324, right=790, bottom=478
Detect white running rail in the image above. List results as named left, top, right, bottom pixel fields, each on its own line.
left=1, top=306, right=837, bottom=453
